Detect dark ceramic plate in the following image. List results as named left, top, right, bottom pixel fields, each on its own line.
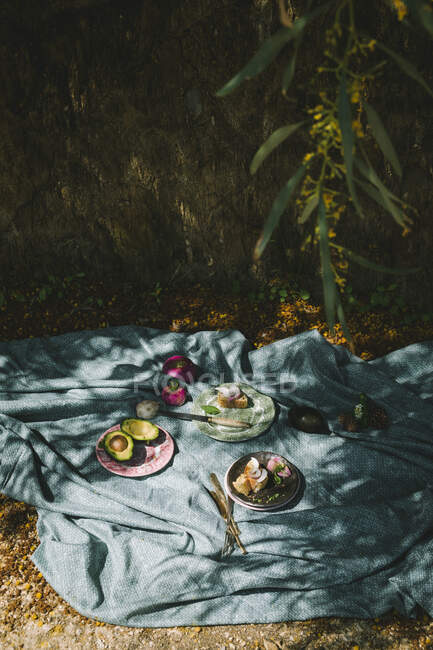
left=288, top=405, right=328, bottom=434
left=224, top=451, right=301, bottom=511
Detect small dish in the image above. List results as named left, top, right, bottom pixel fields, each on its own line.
left=192, top=383, right=275, bottom=442
left=96, top=424, right=174, bottom=477
left=288, top=405, right=328, bottom=434
left=224, top=451, right=301, bottom=511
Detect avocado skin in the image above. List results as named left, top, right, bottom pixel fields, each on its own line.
left=104, top=430, right=134, bottom=461
left=288, top=406, right=328, bottom=434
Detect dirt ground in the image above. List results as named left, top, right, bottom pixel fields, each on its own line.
left=1, top=279, right=432, bottom=649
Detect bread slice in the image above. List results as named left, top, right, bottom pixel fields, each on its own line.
left=217, top=392, right=248, bottom=409
left=232, top=469, right=269, bottom=496
left=232, top=473, right=251, bottom=496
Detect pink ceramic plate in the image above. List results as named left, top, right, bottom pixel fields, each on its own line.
left=96, top=424, right=174, bottom=477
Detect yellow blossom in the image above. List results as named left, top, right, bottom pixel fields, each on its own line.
left=352, top=119, right=364, bottom=138
left=351, top=91, right=360, bottom=103
left=367, top=39, right=376, bottom=51
left=393, top=0, right=408, bottom=20
left=303, top=152, right=315, bottom=163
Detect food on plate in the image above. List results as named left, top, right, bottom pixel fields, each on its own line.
left=217, top=384, right=248, bottom=409
left=121, top=418, right=159, bottom=441
left=104, top=430, right=134, bottom=461
left=232, top=456, right=268, bottom=496
left=266, top=456, right=292, bottom=484
left=161, top=378, right=187, bottom=406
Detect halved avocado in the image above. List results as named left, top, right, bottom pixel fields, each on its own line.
left=121, top=418, right=159, bottom=441
left=104, top=430, right=134, bottom=461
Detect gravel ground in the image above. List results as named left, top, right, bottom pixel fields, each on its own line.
left=1, top=498, right=432, bottom=650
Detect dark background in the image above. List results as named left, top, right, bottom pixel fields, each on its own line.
left=1, top=0, right=432, bottom=302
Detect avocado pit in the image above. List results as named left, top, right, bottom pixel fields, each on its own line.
left=109, top=434, right=128, bottom=452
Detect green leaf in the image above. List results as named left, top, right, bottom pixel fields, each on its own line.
left=300, top=289, right=310, bottom=300
left=250, top=122, right=304, bottom=175
left=216, top=28, right=300, bottom=97
left=216, top=3, right=332, bottom=97
left=354, top=177, right=410, bottom=216
left=338, top=73, right=364, bottom=219
left=354, top=155, right=408, bottom=227
left=318, top=193, right=336, bottom=332
left=404, top=0, right=433, bottom=38
left=97, top=298, right=103, bottom=307
left=377, top=41, right=433, bottom=100
left=329, top=242, right=420, bottom=275
left=417, top=2, right=433, bottom=37
left=364, top=102, right=402, bottom=178
left=202, top=405, right=221, bottom=415
left=282, top=53, right=297, bottom=94
left=39, top=287, right=47, bottom=302
left=298, top=193, right=319, bottom=224
left=253, top=164, right=305, bottom=260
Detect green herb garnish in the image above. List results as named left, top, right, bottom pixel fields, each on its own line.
left=272, top=463, right=286, bottom=485
left=202, top=405, right=221, bottom=415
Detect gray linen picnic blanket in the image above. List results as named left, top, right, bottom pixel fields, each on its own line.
left=1, top=325, right=433, bottom=627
